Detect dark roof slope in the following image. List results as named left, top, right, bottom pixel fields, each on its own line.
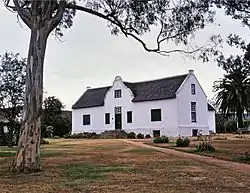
left=208, top=103, right=216, bottom=111
left=72, top=74, right=188, bottom=109
left=72, top=87, right=111, bottom=109
left=124, top=74, right=188, bottom=102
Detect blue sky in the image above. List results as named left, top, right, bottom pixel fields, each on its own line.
left=0, top=3, right=249, bottom=110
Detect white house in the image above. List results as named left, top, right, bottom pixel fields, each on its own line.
left=72, top=70, right=216, bottom=137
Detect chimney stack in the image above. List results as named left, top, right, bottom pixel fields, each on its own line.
left=189, top=69, right=194, bottom=74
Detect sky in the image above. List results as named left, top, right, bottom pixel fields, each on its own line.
left=0, top=3, right=249, bottom=110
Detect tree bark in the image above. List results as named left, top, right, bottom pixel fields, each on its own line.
left=7, top=121, right=14, bottom=147
left=237, top=112, right=244, bottom=129
left=11, top=28, right=48, bottom=172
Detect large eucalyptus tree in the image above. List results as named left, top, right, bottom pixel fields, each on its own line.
left=213, top=0, right=250, bottom=27
left=4, top=0, right=220, bottom=172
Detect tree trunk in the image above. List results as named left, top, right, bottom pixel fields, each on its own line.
left=11, top=28, right=48, bottom=172
left=7, top=121, right=14, bottom=147
left=237, top=112, right=244, bottom=129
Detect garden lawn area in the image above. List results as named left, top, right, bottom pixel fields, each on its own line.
left=0, top=138, right=250, bottom=193
left=144, top=134, right=250, bottom=164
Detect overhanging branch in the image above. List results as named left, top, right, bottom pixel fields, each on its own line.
left=48, top=1, right=67, bottom=34
left=5, top=0, right=32, bottom=28
left=66, top=3, right=216, bottom=58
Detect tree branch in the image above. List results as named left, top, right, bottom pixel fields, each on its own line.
left=7, top=0, right=32, bottom=28
left=66, top=3, right=213, bottom=57
left=47, top=1, right=67, bottom=34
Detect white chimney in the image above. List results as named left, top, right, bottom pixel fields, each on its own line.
left=114, top=76, right=122, bottom=81
left=189, top=69, right=194, bottom=74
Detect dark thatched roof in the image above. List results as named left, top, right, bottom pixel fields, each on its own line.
left=72, top=74, right=214, bottom=111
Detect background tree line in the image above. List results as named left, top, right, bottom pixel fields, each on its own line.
left=0, top=52, right=71, bottom=146
left=213, top=36, right=250, bottom=132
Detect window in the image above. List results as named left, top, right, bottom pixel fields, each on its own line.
left=105, top=113, right=110, bottom=124
left=127, top=111, right=132, bottom=123
left=115, top=106, right=122, bottom=114
left=151, top=109, right=162, bottom=122
left=153, top=130, right=160, bottom=137
left=114, top=89, right=122, bottom=98
left=83, top=114, right=90, bottom=125
left=191, top=84, right=196, bottom=95
left=191, top=102, right=196, bottom=122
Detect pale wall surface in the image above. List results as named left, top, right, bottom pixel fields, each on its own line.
left=207, top=111, right=216, bottom=133
left=72, top=78, right=179, bottom=136
left=72, top=72, right=214, bottom=137
left=176, top=72, right=209, bottom=136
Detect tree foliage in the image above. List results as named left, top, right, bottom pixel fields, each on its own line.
left=214, top=0, right=250, bottom=27
left=0, top=52, right=26, bottom=146
left=4, top=0, right=222, bottom=60
left=213, top=36, right=250, bottom=128
left=42, top=96, right=71, bottom=138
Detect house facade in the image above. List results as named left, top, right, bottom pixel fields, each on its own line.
left=72, top=70, right=216, bottom=137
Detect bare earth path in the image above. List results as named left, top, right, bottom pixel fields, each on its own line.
left=123, top=139, right=250, bottom=174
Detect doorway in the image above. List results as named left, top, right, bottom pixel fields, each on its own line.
left=114, top=106, right=122, bottom=130
left=192, top=129, right=198, bottom=136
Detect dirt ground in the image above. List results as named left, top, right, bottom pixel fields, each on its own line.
left=0, top=139, right=250, bottom=193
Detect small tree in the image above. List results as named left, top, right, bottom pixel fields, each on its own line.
left=42, top=96, right=71, bottom=138
left=213, top=36, right=250, bottom=128
left=0, top=52, right=26, bottom=147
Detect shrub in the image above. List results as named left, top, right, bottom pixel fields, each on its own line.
left=244, top=119, right=250, bottom=128
left=63, top=134, right=71, bottom=139
left=195, top=136, right=215, bottom=152
left=145, top=134, right=151, bottom=139
left=153, top=136, right=169, bottom=143
left=116, top=130, right=128, bottom=139
left=224, top=119, right=237, bottom=133
left=136, top=133, right=144, bottom=139
left=63, top=132, right=99, bottom=139
left=153, top=136, right=161, bottom=143
left=99, top=130, right=128, bottom=139
left=176, top=137, right=190, bottom=147
left=127, top=132, right=136, bottom=139
left=195, top=143, right=215, bottom=152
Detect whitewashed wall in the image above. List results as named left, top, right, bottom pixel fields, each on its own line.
left=72, top=72, right=211, bottom=137
left=72, top=77, right=179, bottom=136
left=207, top=111, right=216, bottom=133
left=176, top=71, right=209, bottom=136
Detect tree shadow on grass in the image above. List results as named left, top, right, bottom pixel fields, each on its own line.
left=60, top=163, right=134, bottom=191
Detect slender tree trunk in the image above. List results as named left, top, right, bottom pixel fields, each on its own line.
left=11, top=28, right=48, bottom=172
left=237, top=111, right=244, bottom=129
left=7, top=121, right=14, bottom=147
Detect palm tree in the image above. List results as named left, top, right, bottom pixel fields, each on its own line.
left=214, top=55, right=250, bottom=129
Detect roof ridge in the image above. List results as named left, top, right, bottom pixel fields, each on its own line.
left=86, top=85, right=111, bottom=90
left=123, top=73, right=188, bottom=84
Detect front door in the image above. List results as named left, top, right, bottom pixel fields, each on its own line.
left=115, top=106, right=122, bottom=130
left=192, top=129, right=198, bottom=136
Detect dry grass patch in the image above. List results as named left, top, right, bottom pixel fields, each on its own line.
left=142, top=134, right=250, bottom=164
left=186, top=137, right=250, bottom=163
left=0, top=139, right=250, bottom=193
